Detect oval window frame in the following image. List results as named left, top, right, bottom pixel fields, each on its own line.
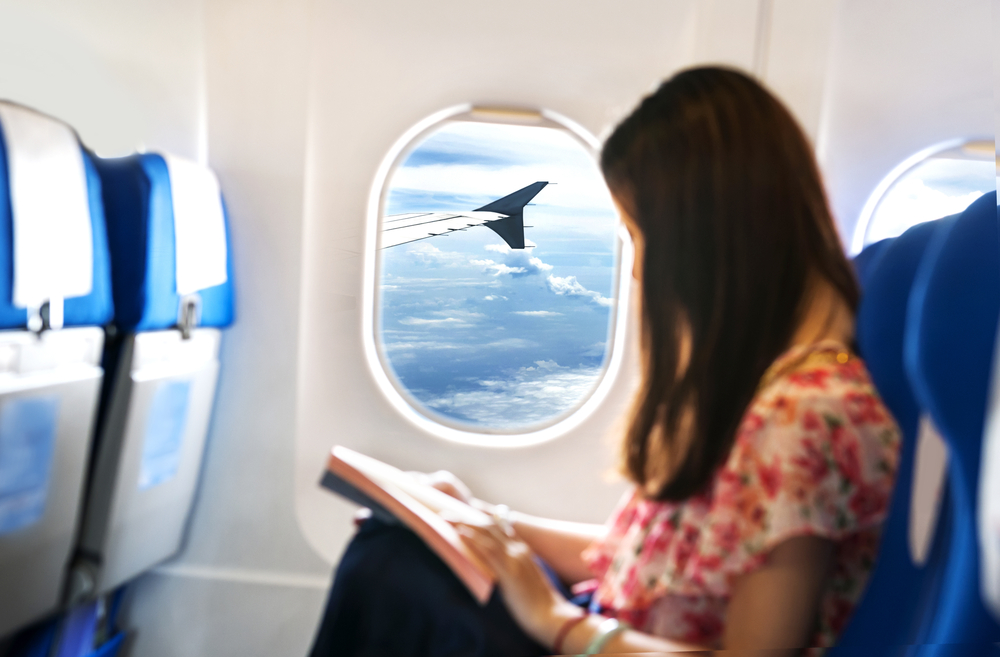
left=850, top=137, right=996, bottom=254
left=361, top=104, right=632, bottom=447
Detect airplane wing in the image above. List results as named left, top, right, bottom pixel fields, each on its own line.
left=380, top=211, right=507, bottom=249
left=380, top=181, right=549, bottom=250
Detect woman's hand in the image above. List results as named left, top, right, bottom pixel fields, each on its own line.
left=412, top=470, right=475, bottom=505
left=457, top=523, right=579, bottom=647
left=458, top=524, right=712, bottom=655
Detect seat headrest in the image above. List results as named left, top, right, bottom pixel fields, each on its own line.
left=95, top=153, right=233, bottom=332
left=0, top=102, right=113, bottom=329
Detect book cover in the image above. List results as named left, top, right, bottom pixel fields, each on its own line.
left=321, top=446, right=495, bottom=604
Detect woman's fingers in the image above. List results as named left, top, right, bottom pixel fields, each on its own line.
left=459, top=524, right=519, bottom=568
left=460, top=519, right=517, bottom=548
left=459, top=522, right=566, bottom=645
left=424, top=470, right=474, bottom=503
left=464, top=522, right=523, bottom=556
left=458, top=523, right=505, bottom=556
left=458, top=525, right=508, bottom=577
left=483, top=520, right=512, bottom=545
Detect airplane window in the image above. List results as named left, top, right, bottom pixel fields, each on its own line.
left=369, top=108, right=622, bottom=437
left=853, top=139, right=996, bottom=251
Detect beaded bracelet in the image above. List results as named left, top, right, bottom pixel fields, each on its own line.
left=551, top=613, right=588, bottom=654
left=582, top=617, right=630, bottom=655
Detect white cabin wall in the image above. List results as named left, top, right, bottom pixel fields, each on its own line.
left=816, top=0, right=995, bottom=244
left=0, top=0, right=204, bottom=159
left=762, top=0, right=840, bottom=142
left=994, top=0, right=1000, bottom=165
left=0, top=1, right=333, bottom=655
left=121, top=2, right=334, bottom=656
left=689, top=0, right=762, bottom=72
left=684, top=0, right=840, bottom=145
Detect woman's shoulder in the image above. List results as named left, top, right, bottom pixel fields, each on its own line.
left=741, top=343, right=900, bottom=451
left=715, top=344, right=901, bottom=533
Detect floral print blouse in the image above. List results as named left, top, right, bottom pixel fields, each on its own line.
left=582, top=341, right=901, bottom=649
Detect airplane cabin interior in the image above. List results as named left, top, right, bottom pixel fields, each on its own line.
left=0, top=1, right=998, bottom=655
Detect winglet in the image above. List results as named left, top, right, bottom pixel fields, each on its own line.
left=474, top=181, right=549, bottom=215
left=475, top=182, right=548, bottom=249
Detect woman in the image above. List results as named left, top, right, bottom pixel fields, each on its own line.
left=311, top=67, right=899, bottom=655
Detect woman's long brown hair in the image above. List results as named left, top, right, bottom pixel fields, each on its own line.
left=601, top=67, right=858, bottom=501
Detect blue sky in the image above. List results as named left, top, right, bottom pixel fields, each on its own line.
left=378, top=121, right=620, bottom=431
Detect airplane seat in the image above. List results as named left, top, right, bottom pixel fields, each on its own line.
left=904, top=190, right=1000, bottom=646
left=982, top=201, right=1000, bottom=623
left=831, top=217, right=957, bottom=654
left=0, top=103, right=113, bottom=638
left=852, top=236, right=893, bottom=290
left=69, top=152, right=233, bottom=601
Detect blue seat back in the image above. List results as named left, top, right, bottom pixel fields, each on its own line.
left=0, top=105, right=112, bottom=639
left=94, top=153, right=233, bottom=332
left=905, top=191, right=1000, bottom=645
left=852, top=237, right=892, bottom=291
left=835, top=219, right=955, bottom=651
left=70, top=151, right=233, bottom=596
left=0, top=126, right=113, bottom=328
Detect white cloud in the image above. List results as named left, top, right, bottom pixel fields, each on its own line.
left=490, top=264, right=527, bottom=276
left=405, top=242, right=467, bottom=266
left=483, top=295, right=508, bottom=301
left=400, top=317, right=468, bottom=326
left=529, top=257, right=553, bottom=272
left=438, top=310, right=485, bottom=320
left=381, top=341, right=465, bottom=352
left=480, top=245, right=555, bottom=278
left=471, top=257, right=528, bottom=276
left=400, top=245, right=552, bottom=280
left=382, top=275, right=498, bottom=287
left=398, top=309, right=484, bottom=327
left=424, top=362, right=603, bottom=428
left=481, top=247, right=554, bottom=278
left=485, top=338, right=536, bottom=349
left=513, top=310, right=562, bottom=317
left=546, top=275, right=614, bottom=307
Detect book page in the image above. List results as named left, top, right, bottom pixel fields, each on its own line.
left=333, top=447, right=490, bottom=525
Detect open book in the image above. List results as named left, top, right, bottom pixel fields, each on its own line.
left=320, top=446, right=495, bottom=604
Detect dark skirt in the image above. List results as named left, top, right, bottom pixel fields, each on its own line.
left=308, top=518, right=576, bottom=657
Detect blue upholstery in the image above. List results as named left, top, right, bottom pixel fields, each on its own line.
left=905, top=191, right=1000, bottom=645
left=0, top=124, right=114, bottom=328
left=3, top=589, right=127, bottom=657
left=852, top=237, right=892, bottom=290
left=94, top=153, right=234, bottom=332
left=834, top=219, right=955, bottom=652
